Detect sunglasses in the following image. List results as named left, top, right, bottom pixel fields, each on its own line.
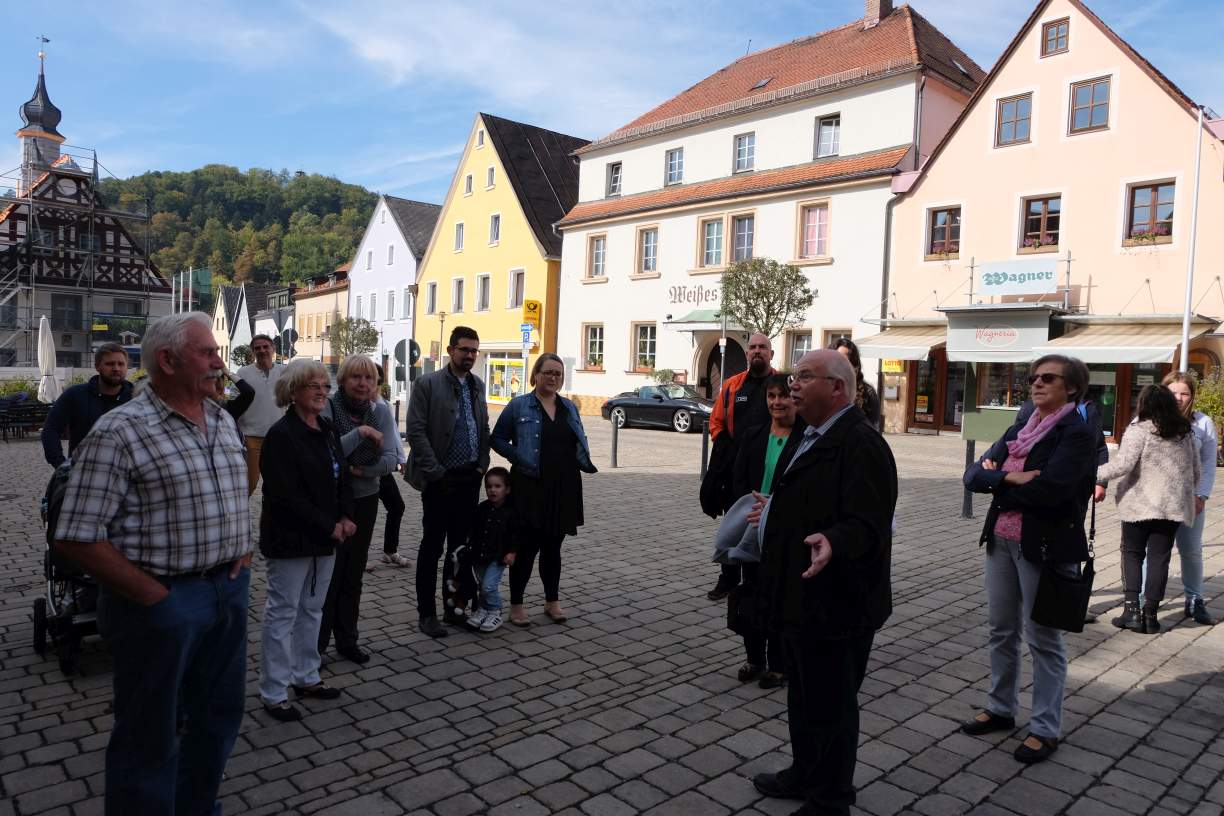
left=1027, top=372, right=1064, bottom=385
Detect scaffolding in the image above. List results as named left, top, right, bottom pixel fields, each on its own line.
left=0, top=144, right=164, bottom=367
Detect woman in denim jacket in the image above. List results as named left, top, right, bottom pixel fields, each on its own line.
left=491, top=353, right=597, bottom=626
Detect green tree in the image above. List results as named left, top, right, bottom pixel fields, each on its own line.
left=328, top=315, right=379, bottom=359
left=719, top=257, right=815, bottom=340
left=230, top=345, right=253, bottom=366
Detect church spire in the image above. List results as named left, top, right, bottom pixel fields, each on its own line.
left=19, top=37, right=63, bottom=140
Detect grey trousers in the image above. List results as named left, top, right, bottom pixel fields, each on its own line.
left=260, top=555, right=335, bottom=704
left=984, top=535, right=1069, bottom=739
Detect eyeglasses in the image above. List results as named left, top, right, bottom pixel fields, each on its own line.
left=1026, top=373, right=1065, bottom=385
left=538, top=370, right=564, bottom=378
left=787, top=372, right=840, bottom=386
left=452, top=346, right=479, bottom=356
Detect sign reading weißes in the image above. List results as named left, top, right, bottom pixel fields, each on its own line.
left=976, top=258, right=1059, bottom=297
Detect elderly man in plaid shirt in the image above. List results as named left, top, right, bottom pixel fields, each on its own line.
left=55, top=312, right=252, bottom=816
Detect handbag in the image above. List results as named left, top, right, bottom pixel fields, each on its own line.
left=1031, top=501, right=1096, bottom=633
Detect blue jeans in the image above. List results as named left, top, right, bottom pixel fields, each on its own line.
left=478, top=560, right=506, bottom=612
left=100, top=567, right=249, bottom=816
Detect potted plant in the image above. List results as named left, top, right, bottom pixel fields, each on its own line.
left=586, top=354, right=603, bottom=370
left=1129, top=223, right=1171, bottom=244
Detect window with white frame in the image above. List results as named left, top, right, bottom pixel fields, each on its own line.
left=402, top=288, right=412, bottom=318
left=387, top=244, right=394, bottom=264
left=380, top=209, right=386, bottom=223
left=387, top=290, right=395, bottom=320
left=366, top=250, right=372, bottom=269
left=464, top=174, right=473, bottom=195
left=476, top=129, right=485, bottom=147
left=734, top=133, right=755, bottom=172
left=454, top=222, right=464, bottom=251
left=789, top=331, right=812, bottom=368
left=638, top=228, right=658, bottom=274
left=451, top=278, right=465, bottom=312
left=634, top=323, right=657, bottom=371
left=816, top=115, right=841, bottom=157
left=588, top=235, right=607, bottom=278
left=476, top=274, right=491, bottom=311
left=732, top=215, right=754, bottom=262
left=606, top=162, right=622, bottom=196
left=355, top=295, right=363, bottom=319
left=489, top=214, right=501, bottom=244
left=665, top=148, right=684, bottom=185
left=486, top=166, right=495, bottom=188
left=701, top=218, right=724, bottom=267
left=369, top=292, right=377, bottom=322
left=425, top=282, right=437, bottom=314
left=508, top=269, right=525, bottom=308
left=584, top=324, right=604, bottom=368
left=800, top=203, right=829, bottom=258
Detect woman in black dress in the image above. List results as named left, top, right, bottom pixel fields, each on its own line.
left=491, top=353, right=597, bottom=626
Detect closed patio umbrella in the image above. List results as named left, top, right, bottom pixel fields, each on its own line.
left=37, top=314, right=61, bottom=404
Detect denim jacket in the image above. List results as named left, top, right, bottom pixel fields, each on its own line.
left=491, top=394, right=597, bottom=478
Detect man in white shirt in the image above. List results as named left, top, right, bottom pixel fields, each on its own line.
left=235, top=334, right=285, bottom=495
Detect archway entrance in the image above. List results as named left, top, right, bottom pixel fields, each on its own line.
left=704, top=338, right=746, bottom=398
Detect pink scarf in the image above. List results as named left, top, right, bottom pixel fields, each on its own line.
left=1007, top=402, right=1076, bottom=459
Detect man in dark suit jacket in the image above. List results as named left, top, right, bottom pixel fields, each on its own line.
left=750, top=350, right=898, bottom=816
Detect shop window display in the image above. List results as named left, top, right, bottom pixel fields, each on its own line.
left=978, top=362, right=1030, bottom=408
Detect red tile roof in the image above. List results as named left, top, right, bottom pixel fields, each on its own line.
left=580, top=5, right=984, bottom=153
left=558, top=146, right=910, bottom=228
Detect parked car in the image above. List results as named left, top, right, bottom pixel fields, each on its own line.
left=600, top=384, right=713, bottom=433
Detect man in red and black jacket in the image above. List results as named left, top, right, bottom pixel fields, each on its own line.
left=700, top=332, right=776, bottom=600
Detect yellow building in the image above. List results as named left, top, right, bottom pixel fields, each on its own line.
left=414, top=113, right=588, bottom=405
left=292, top=264, right=350, bottom=369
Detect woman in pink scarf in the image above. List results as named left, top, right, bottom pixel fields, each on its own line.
left=960, top=355, right=1097, bottom=765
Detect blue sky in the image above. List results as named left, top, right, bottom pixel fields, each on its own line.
left=1, top=0, right=1220, bottom=204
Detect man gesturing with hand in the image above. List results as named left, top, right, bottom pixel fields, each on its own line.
left=749, top=349, right=898, bottom=816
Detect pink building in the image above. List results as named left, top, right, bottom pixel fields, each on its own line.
left=861, top=0, right=1224, bottom=440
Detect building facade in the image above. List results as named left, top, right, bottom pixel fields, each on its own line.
left=413, top=113, right=587, bottom=405
left=866, top=0, right=1224, bottom=441
left=293, top=266, right=349, bottom=369
left=210, top=282, right=278, bottom=367
left=555, top=1, right=982, bottom=414
left=252, top=285, right=295, bottom=360
left=346, top=195, right=440, bottom=402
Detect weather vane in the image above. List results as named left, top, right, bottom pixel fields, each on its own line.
left=37, top=35, right=49, bottom=64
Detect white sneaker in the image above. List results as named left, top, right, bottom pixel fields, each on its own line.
left=479, top=611, right=504, bottom=632
left=465, top=609, right=489, bottom=629
left=382, top=552, right=412, bottom=567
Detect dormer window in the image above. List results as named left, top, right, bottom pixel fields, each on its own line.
left=606, top=162, right=622, bottom=196
left=1042, top=18, right=1069, bottom=57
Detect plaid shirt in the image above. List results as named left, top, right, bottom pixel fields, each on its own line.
left=55, top=387, right=251, bottom=575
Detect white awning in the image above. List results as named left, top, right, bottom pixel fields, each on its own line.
left=1033, top=322, right=1212, bottom=364
left=854, top=324, right=946, bottom=360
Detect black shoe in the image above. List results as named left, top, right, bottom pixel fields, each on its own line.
left=960, top=711, right=1016, bottom=735
left=707, top=579, right=737, bottom=602
left=759, top=672, right=786, bottom=690
left=1141, top=606, right=1162, bottom=635
left=737, top=663, right=763, bottom=683
left=1014, top=734, right=1058, bottom=764
left=420, top=616, right=449, bottom=638
left=262, top=700, right=302, bottom=722
left=292, top=683, right=342, bottom=700
left=752, top=771, right=805, bottom=801
left=336, top=644, right=370, bottom=664
left=1111, top=601, right=1142, bottom=631
left=1187, top=598, right=1217, bottom=625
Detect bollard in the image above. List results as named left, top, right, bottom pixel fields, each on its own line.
left=960, top=439, right=976, bottom=519
left=700, top=420, right=710, bottom=480
left=610, top=417, right=619, bottom=469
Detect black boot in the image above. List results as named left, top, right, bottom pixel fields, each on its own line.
left=1111, top=601, right=1141, bottom=631
left=1141, top=603, right=1161, bottom=635
left=1187, top=598, right=1217, bottom=625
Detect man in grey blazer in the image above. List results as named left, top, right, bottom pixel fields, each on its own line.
left=406, top=326, right=491, bottom=638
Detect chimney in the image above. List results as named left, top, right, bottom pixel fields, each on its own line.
left=864, top=0, right=893, bottom=29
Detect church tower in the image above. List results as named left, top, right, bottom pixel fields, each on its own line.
left=16, top=45, right=63, bottom=195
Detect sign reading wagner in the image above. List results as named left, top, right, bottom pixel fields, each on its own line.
left=976, top=258, right=1059, bottom=297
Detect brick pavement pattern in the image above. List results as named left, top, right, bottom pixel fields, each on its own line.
left=2, top=420, right=1223, bottom=816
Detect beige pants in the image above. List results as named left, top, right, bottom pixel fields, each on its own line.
left=245, top=436, right=264, bottom=496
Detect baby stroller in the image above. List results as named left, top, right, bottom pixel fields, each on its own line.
left=33, top=462, right=99, bottom=675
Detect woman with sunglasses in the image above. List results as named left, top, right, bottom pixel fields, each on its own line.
left=1097, top=384, right=1199, bottom=634
left=491, top=353, right=597, bottom=626
left=961, top=355, right=1096, bottom=764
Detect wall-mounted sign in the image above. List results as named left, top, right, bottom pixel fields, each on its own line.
left=976, top=258, right=1059, bottom=297
left=946, top=309, right=1052, bottom=362
left=668, top=284, right=720, bottom=306
left=522, top=300, right=542, bottom=328
left=881, top=359, right=905, bottom=373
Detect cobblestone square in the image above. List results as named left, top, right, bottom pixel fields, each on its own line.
left=2, top=422, right=1223, bottom=815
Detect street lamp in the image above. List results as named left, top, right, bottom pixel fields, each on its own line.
left=321, top=326, right=330, bottom=372
left=437, top=311, right=448, bottom=365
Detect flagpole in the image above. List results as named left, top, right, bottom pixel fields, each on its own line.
left=1179, top=105, right=1205, bottom=373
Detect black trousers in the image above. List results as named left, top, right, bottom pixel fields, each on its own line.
left=379, top=473, right=406, bottom=554
left=1120, top=519, right=1179, bottom=607
left=718, top=562, right=742, bottom=586
left=782, top=631, right=874, bottom=815
left=415, top=472, right=482, bottom=620
left=318, top=494, right=379, bottom=652
left=510, top=530, right=564, bottom=605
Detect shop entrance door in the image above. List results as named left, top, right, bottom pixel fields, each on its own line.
left=705, top=339, right=746, bottom=399
left=908, top=349, right=965, bottom=431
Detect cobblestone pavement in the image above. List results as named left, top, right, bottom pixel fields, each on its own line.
left=2, top=420, right=1224, bottom=816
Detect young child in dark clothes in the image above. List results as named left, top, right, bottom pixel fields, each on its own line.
left=459, top=467, right=519, bottom=633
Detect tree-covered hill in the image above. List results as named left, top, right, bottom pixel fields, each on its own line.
left=97, top=165, right=377, bottom=286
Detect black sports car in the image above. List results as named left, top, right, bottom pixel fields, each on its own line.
left=600, top=384, right=714, bottom=433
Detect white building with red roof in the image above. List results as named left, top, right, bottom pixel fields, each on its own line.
left=555, top=0, right=984, bottom=413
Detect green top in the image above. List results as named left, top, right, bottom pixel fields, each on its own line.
left=759, top=431, right=789, bottom=495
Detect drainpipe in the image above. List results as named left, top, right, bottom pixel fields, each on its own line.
left=877, top=193, right=901, bottom=432
left=912, top=75, right=926, bottom=171
left=1178, top=105, right=1205, bottom=372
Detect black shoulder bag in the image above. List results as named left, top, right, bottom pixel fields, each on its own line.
left=1031, top=499, right=1096, bottom=633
